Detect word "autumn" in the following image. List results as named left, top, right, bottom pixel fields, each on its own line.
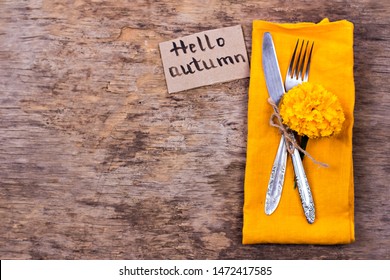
left=168, top=34, right=246, bottom=78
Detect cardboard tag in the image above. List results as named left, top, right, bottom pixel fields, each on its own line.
left=159, top=25, right=249, bottom=93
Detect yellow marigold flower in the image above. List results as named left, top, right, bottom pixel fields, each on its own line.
left=279, top=82, right=345, bottom=139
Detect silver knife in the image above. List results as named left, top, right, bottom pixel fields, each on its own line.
left=262, top=32, right=315, bottom=223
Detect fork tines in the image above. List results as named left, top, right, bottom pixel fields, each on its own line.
left=287, top=39, right=314, bottom=82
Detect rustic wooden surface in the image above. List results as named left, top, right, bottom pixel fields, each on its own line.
left=0, top=0, right=389, bottom=260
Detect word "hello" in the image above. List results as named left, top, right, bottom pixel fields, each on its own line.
left=170, top=34, right=225, bottom=56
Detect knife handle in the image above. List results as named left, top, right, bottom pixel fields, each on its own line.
left=290, top=138, right=315, bottom=224
left=265, top=135, right=288, bottom=215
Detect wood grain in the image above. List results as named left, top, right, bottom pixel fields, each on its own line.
left=0, top=0, right=389, bottom=259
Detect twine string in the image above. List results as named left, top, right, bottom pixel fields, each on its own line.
left=268, top=98, right=328, bottom=168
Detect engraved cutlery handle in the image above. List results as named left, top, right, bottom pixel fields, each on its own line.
left=290, top=142, right=315, bottom=224
left=265, top=135, right=288, bottom=215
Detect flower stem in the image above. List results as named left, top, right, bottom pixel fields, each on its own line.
left=294, top=135, right=309, bottom=189
left=299, top=135, right=309, bottom=160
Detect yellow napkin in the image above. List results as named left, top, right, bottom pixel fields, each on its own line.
left=243, top=19, right=355, bottom=244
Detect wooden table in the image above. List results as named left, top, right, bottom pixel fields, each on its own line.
left=0, top=0, right=389, bottom=260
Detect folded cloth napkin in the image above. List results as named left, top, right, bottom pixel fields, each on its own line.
left=243, top=19, right=355, bottom=244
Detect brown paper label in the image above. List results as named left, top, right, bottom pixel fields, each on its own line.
left=159, top=25, right=249, bottom=93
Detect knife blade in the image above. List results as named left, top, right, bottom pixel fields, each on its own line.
left=262, top=32, right=315, bottom=223
left=262, top=32, right=285, bottom=105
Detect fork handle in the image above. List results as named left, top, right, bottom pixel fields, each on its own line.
left=265, top=133, right=316, bottom=224
left=289, top=135, right=315, bottom=224
left=265, top=135, right=288, bottom=215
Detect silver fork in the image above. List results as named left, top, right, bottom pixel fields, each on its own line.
left=265, top=39, right=315, bottom=224
left=285, top=39, right=314, bottom=90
